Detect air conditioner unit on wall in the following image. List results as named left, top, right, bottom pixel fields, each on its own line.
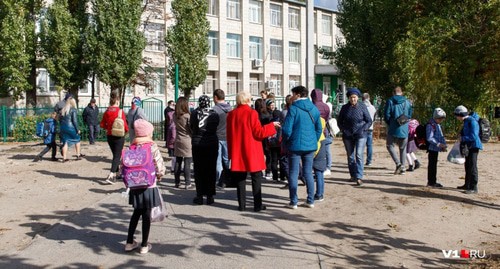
left=252, top=59, right=263, bottom=68
left=266, top=80, right=276, bottom=89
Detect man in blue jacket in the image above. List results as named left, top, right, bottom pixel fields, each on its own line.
left=384, top=86, right=413, bottom=175
left=282, top=86, right=323, bottom=209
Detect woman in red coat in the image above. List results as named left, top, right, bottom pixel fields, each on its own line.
left=227, top=91, right=280, bottom=212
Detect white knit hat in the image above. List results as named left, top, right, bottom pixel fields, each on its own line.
left=433, top=108, right=446, bottom=119
left=454, top=105, right=468, bottom=117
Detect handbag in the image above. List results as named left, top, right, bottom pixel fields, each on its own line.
left=396, top=102, right=410, bottom=126
left=151, top=188, right=167, bottom=222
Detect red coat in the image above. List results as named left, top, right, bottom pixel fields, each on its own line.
left=227, top=104, right=276, bottom=172
left=100, top=106, right=129, bottom=136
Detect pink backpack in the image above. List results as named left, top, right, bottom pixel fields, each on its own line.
left=121, top=142, right=156, bottom=189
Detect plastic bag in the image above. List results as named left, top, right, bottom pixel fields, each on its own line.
left=447, top=141, right=465, bottom=165
left=151, top=190, right=167, bottom=222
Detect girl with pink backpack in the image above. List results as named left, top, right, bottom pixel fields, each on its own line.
left=406, top=119, right=421, bottom=171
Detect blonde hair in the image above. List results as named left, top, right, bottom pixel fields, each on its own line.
left=236, top=91, right=252, bottom=106
left=61, top=98, right=76, bottom=116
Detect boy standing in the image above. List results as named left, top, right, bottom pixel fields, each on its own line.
left=34, top=112, right=58, bottom=162
left=426, top=108, right=447, bottom=187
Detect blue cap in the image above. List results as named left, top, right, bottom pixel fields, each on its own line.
left=347, top=88, right=361, bottom=97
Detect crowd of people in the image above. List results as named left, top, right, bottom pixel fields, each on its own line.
left=33, top=85, right=484, bottom=254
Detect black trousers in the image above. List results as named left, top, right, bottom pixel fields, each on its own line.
left=38, top=141, right=57, bottom=159
left=107, top=135, right=125, bottom=173
left=127, top=208, right=151, bottom=247
left=269, top=147, right=281, bottom=180
left=464, top=148, right=479, bottom=191
left=232, top=171, right=263, bottom=210
left=427, top=150, right=439, bottom=185
left=192, top=142, right=218, bottom=196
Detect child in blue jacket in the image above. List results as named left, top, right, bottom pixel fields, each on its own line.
left=34, top=112, right=58, bottom=162
left=426, top=108, right=447, bottom=187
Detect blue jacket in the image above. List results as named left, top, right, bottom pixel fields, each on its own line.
left=337, top=101, right=372, bottom=139
left=460, top=113, right=483, bottom=150
left=384, top=95, right=413, bottom=138
left=426, top=119, right=446, bottom=152
left=43, top=118, right=57, bottom=145
left=282, top=98, right=322, bottom=152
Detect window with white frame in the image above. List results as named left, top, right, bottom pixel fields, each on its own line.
left=248, top=0, right=262, bottom=24
left=270, top=4, right=282, bottom=27
left=36, top=69, right=56, bottom=94
left=270, top=39, right=283, bottom=61
left=148, top=68, right=165, bottom=95
left=249, top=73, right=262, bottom=96
left=227, top=72, right=240, bottom=95
left=268, top=74, right=282, bottom=96
left=322, top=14, right=332, bottom=35
left=208, top=31, right=218, bottom=56
left=226, top=33, right=241, bottom=58
left=288, top=7, right=300, bottom=30
left=227, top=0, right=240, bottom=20
left=289, top=42, right=300, bottom=63
left=288, top=75, right=300, bottom=92
left=249, top=36, right=262, bottom=60
left=144, top=23, right=165, bottom=51
left=203, top=71, right=217, bottom=95
left=78, top=79, right=97, bottom=95
left=207, top=0, right=218, bottom=16
left=320, top=46, right=332, bottom=64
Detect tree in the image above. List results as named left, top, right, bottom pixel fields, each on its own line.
left=166, top=0, right=209, bottom=98
left=0, top=0, right=34, bottom=102
left=88, top=0, right=146, bottom=101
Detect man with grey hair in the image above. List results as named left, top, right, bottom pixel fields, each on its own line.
left=384, top=86, right=412, bottom=174
left=363, top=93, right=376, bottom=166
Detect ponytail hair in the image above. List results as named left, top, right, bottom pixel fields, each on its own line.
left=110, top=91, right=119, bottom=106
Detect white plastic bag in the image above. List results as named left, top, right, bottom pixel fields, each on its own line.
left=151, top=190, right=167, bottom=222
left=328, top=118, right=340, bottom=136
left=447, top=141, right=465, bottom=165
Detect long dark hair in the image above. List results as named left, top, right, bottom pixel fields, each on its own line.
left=109, top=91, right=119, bottom=106
left=175, top=97, right=189, bottom=118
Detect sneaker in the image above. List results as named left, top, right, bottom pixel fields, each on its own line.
left=323, top=169, right=331, bottom=176
left=456, top=184, right=467, bottom=190
left=185, top=184, right=194, bottom=190
left=286, top=203, right=298, bottom=209
left=302, top=202, right=314, bottom=208
left=33, top=156, right=42, bottom=162
left=105, top=172, right=116, bottom=185
left=264, top=173, right=272, bottom=180
left=464, top=189, right=478, bottom=194
left=407, top=165, right=414, bottom=172
left=124, top=241, right=139, bottom=252
left=400, top=170, right=406, bottom=175
left=356, top=179, right=363, bottom=186
left=394, top=164, right=402, bottom=175
left=365, top=163, right=372, bottom=167
left=314, top=195, right=324, bottom=202
left=139, top=244, right=152, bottom=254
left=427, top=183, right=443, bottom=188
left=50, top=157, right=58, bottom=162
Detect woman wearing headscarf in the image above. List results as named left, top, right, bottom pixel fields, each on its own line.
left=190, top=95, right=219, bottom=205
left=127, top=96, right=148, bottom=142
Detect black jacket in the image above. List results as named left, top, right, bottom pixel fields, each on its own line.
left=82, top=104, right=100, bottom=125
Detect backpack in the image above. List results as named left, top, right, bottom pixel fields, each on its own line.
left=415, top=123, right=430, bottom=150
left=36, top=121, right=50, bottom=138
left=478, top=117, right=491, bottom=143
left=121, top=143, right=156, bottom=189
left=111, top=109, right=125, bottom=137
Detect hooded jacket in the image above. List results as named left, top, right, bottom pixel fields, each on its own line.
left=384, top=95, right=413, bottom=138
left=282, top=98, right=322, bottom=152
left=310, top=89, right=331, bottom=121
left=460, top=112, right=483, bottom=150
left=213, top=102, right=232, bottom=141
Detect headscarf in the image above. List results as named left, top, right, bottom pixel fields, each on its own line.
left=132, top=96, right=142, bottom=107
left=198, top=95, right=210, bottom=109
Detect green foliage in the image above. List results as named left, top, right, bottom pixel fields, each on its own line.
left=89, top=0, right=146, bottom=93
left=12, top=114, right=47, bottom=142
left=0, top=0, right=32, bottom=100
left=166, top=0, right=210, bottom=98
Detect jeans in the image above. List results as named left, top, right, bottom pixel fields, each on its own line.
left=324, top=136, right=333, bottom=170
left=88, top=124, right=100, bottom=144
left=107, top=135, right=125, bottom=173
left=386, top=134, right=408, bottom=169
left=216, top=140, right=229, bottom=184
left=342, top=136, right=367, bottom=180
left=288, top=150, right=315, bottom=205
left=314, top=169, right=324, bottom=199
left=365, top=130, right=373, bottom=164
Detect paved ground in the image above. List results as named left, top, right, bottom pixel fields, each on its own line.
left=0, top=140, right=498, bottom=268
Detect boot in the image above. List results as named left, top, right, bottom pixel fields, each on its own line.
left=193, top=196, right=203, bottom=205
left=414, top=160, right=421, bottom=170
left=407, top=165, right=414, bottom=172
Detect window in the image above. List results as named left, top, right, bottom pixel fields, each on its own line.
left=148, top=68, right=165, bottom=95
left=322, top=14, right=332, bottom=35
left=289, top=42, right=300, bottom=63
left=270, top=4, right=282, bottom=27
left=78, top=79, right=97, bottom=95
left=227, top=0, right=240, bottom=20
left=288, top=8, right=300, bottom=30
left=248, top=0, right=262, bottom=24
left=270, top=39, right=283, bottom=61
left=289, top=76, right=300, bottom=92
left=268, top=74, right=282, bottom=96
left=36, top=69, right=56, bottom=94
left=226, top=33, right=241, bottom=58
left=144, top=23, right=165, bottom=51
left=249, top=73, right=262, bottom=96
left=207, top=0, right=218, bottom=16
left=227, top=72, right=240, bottom=95
left=314, top=12, right=317, bottom=33
left=208, top=31, right=218, bottom=56
left=203, top=71, right=217, bottom=95
left=249, top=36, right=262, bottom=60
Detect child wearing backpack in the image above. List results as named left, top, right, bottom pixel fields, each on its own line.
left=122, top=119, right=165, bottom=254
left=426, top=108, right=447, bottom=188
left=34, top=112, right=58, bottom=162
left=406, top=119, right=421, bottom=171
